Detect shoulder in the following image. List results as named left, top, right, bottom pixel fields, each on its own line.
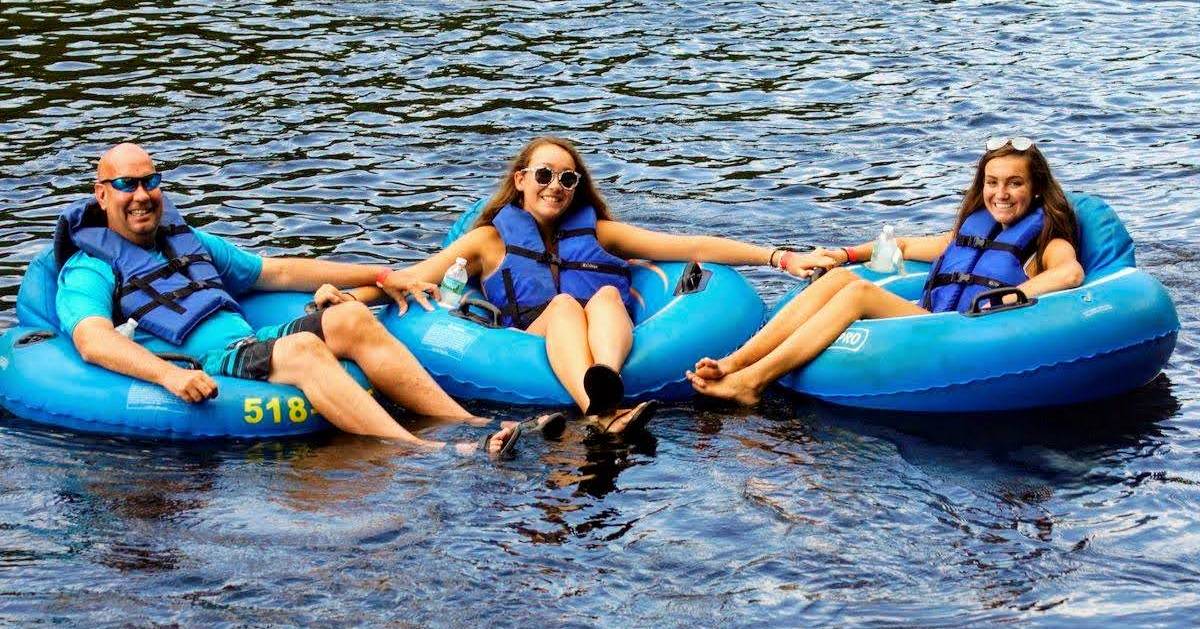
left=59, top=251, right=114, bottom=283
left=192, top=228, right=240, bottom=253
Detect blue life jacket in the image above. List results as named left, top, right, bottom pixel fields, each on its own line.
left=54, top=195, right=242, bottom=345
left=481, top=204, right=632, bottom=328
left=920, top=206, right=1045, bottom=313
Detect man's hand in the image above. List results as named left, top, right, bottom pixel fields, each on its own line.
left=313, top=283, right=357, bottom=308
left=379, top=271, right=441, bottom=315
left=158, top=366, right=218, bottom=403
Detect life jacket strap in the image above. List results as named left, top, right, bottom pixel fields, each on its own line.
left=927, top=271, right=1007, bottom=291
left=558, top=228, right=596, bottom=240
left=954, top=235, right=1027, bottom=258
left=506, top=244, right=560, bottom=267
left=500, top=268, right=552, bottom=328
left=558, top=260, right=632, bottom=278
left=116, top=253, right=215, bottom=297
left=126, top=279, right=224, bottom=321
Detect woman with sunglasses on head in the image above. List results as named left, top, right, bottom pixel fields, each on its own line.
left=329, top=136, right=835, bottom=431
left=687, top=137, right=1086, bottom=405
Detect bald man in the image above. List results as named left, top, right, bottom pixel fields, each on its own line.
left=53, top=143, right=527, bottom=454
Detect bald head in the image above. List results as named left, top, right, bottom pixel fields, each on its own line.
left=97, top=143, right=155, bottom=181
left=93, top=143, right=163, bottom=246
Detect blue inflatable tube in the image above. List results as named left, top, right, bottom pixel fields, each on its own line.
left=771, top=194, right=1179, bottom=412
left=0, top=247, right=352, bottom=439
left=380, top=201, right=766, bottom=406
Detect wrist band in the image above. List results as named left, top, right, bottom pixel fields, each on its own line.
left=842, top=247, right=856, bottom=264
left=375, top=268, right=393, bottom=286
left=779, top=251, right=796, bottom=271
left=768, top=248, right=782, bottom=268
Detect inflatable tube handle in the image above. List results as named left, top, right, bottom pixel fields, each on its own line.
left=965, top=287, right=1037, bottom=317
left=156, top=352, right=204, bottom=371
left=674, top=261, right=713, bottom=296
left=450, top=298, right=504, bottom=329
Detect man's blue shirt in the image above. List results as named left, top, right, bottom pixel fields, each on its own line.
left=55, top=230, right=263, bottom=356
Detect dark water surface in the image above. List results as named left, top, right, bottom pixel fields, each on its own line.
left=2, top=1, right=1199, bottom=625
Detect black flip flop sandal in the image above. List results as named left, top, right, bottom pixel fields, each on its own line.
left=601, top=400, right=658, bottom=434
left=520, top=412, right=568, bottom=440
left=583, top=364, right=624, bottom=417
left=481, top=422, right=522, bottom=459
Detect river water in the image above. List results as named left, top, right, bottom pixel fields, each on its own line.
left=1, top=1, right=1198, bottom=625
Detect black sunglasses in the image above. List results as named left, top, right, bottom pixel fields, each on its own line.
left=522, top=166, right=581, bottom=190
left=99, top=173, right=162, bottom=193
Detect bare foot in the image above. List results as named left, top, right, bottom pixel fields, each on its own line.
left=688, top=370, right=763, bottom=406
left=691, top=356, right=728, bottom=381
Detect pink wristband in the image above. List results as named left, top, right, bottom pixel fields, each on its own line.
left=779, top=251, right=796, bottom=271
left=375, top=268, right=393, bottom=285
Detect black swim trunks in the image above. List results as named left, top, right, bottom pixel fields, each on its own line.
left=201, top=310, right=326, bottom=381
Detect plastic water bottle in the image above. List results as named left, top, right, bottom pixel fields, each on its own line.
left=115, top=318, right=138, bottom=338
left=438, top=257, right=469, bottom=309
left=866, top=225, right=905, bottom=274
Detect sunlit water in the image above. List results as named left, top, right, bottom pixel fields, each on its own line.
left=1, top=1, right=1198, bottom=624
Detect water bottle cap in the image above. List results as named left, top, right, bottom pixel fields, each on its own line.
left=455, top=257, right=467, bottom=265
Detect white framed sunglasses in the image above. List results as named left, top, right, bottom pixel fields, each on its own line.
left=986, top=136, right=1035, bottom=151
left=521, top=166, right=582, bottom=190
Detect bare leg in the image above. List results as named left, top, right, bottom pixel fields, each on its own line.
left=318, top=301, right=471, bottom=419
left=584, top=286, right=633, bottom=371
left=689, top=279, right=927, bottom=404
left=268, top=332, right=429, bottom=444
left=693, top=267, right=861, bottom=379
left=526, top=293, right=593, bottom=411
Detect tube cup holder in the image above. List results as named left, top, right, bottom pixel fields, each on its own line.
left=674, top=261, right=713, bottom=296
left=14, top=330, right=57, bottom=347
left=450, top=298, right=504, bottom=329
left=965, top=287, right=1037, bottom=317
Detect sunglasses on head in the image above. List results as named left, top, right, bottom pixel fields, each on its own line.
left=985, top=137, right=1035, bottom=152
left=522, top=166, right=581, bottom=190
left=99, top=173, right=162, bottom=193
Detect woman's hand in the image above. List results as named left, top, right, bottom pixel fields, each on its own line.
left=379, top=271, right=441, bottom=315
left=313, top=283, right=358, bottom=308
left=780, top=249, right=841, bottom=278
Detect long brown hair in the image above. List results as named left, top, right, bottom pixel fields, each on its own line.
left=954, top=143, right=1078, bottom=271
left=472, top=136, right=613, bottom=229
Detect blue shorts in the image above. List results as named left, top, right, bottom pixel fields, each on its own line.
left=201, top=311, right=325, bottom=381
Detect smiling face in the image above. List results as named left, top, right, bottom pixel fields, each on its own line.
left=514, top=143, right=577, bottom=227
left=94, top=143, right=162, bottom=247
left=982, top=154, right=1035, bottom=226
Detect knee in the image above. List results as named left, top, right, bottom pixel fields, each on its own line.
left=547, top=292, right=584, bottom=313
left=822, top=266, right=855, bottom=283
left=276, top=331, right=336, bottom=367
left=586, top=285, right=623, bottom=309
left=837, top=279, right=875, bottom=302
left=323, top=300, right=379, bottom=339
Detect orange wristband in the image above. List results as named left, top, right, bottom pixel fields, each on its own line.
left=375, top=268, right=393, bottom=285
left=779, top=251, right=796, bottom=270
left=842, top=247, right=856, bottom=263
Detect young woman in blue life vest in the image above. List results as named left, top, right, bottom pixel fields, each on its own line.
left=324, top=137, right=837, bottom=431
left=686, top=138, right=1086, bottom=405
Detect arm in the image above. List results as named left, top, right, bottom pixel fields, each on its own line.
left=72, top=317, right=217, bottom=403
left=324, top=227, right=498, bottom=311
left=1017, top=238, right=1085, bottom=298
left=595, top=220, right=836, bottom=276
left=828, top=232, right=953, bottom=265
left=254, top=257, right=388, bottom=292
